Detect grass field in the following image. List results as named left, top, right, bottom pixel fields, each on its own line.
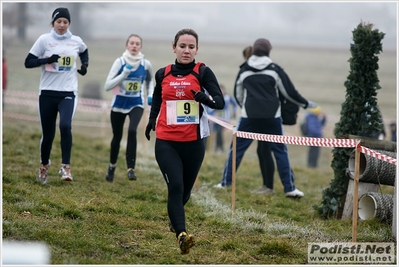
left=2, top=38, right=397, bottom=264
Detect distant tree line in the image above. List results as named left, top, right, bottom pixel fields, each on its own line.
left=2, top=2, right=103, bottom=42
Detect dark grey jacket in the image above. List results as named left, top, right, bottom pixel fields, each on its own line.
left=234, top=55, right=309, bottom=119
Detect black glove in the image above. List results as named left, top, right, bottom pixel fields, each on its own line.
left=77, top=64, right=88, bottom=76
left=145, top=118, right=156, bottom=141
left=190, top=90, right=215, bottom=107
left=47, top=54, right=60, bottom=64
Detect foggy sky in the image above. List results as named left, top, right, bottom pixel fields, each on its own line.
left=3, top=1, right=397, bottom=50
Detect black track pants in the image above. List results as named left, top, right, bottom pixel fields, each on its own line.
left=109, top=107, right=143, bottom=169
left=155, top=139, right=205, bottom=236
left=38, top=91, right=76, bottom=165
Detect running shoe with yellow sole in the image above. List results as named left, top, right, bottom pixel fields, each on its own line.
left=177, top=232, right=195, bottom=254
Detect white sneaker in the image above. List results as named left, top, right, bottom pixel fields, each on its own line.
left=59, top=164, right=73, bottom=181
left=37, top=164, right=50, bottom=184
left=213, top=183, right=226, bottom=189
left=285, top=188, right=304, bottom=198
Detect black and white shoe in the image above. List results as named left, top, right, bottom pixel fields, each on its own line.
left=285, top=188, right=304, bottom=198
left=106, top=165, right=116, bottom=182
left=127, top=168, right=137, bottom=181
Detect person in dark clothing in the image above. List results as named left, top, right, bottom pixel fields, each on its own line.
left=145, top=28, right=224, bottom=254
left=215, top=38, right=317, bottom=198
left=304, top=106, right=327, bottom=168
left=390, top=122, right=396, bottom=142
left=213, top=84, right=237, bottom=153
left=241, top=45, right=276, bottom=195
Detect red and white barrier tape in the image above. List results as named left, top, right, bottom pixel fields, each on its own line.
left=3, top=112, right=109, bottom=128
left=208, top=115, right=396, bottom=165
left=5, top=90, right=38, bottom=98
left=5, top=95, right=110, bottom=114
left=358, top=145, right=397, bottom=165
left=207, top=115, right=235, bottom=131
left=6, top=97, right=37, bottom=108
left=3, top=112, right=39, bottom=122
left=6, top=97, right=108, bottom=114
left=208, top=115, right=359, bottom=148
left=236, top=130, right=360, bottom=148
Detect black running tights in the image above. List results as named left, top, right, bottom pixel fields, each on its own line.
left=39, top=92, right=76, bottom=165
left=155, top=139, right=205, bottom=237
left=109, top=107, right=143, bottom=169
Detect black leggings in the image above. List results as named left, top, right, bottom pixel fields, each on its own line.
left=257, top=141, right=296, bottom=189
left=39, top=92, right=76, bottom=165
left=109, top=107, right=143, bottom=169
left=257, top=141, right=275, bottom=189
left=155, top=139, right=205, bottom=237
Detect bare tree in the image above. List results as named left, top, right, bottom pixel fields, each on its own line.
left=17, top=3, right=27, bottom=40
left=3, top=2, right=98, bottom=42
left=69, top=3, right=86, bottom=39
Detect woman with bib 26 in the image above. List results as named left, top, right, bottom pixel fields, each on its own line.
left=104, top=34, right=154, bottom=182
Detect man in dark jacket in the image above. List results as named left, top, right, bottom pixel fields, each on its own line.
left=215, top=38, right=318, bottom=197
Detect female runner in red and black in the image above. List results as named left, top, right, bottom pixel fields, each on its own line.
left=145, top=28, right=224, bottom=254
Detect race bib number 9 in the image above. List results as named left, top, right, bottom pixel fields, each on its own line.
left=166, top=100, right=199, bottom=125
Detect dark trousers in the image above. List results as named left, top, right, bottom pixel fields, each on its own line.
left=155, top=139, right=205, bottom=237
left=257, top=141, right=275, bottom=189
left=221, top=117, right=296, bottom=193
left=109, top=107, right=143, bottom=169
left=214, top=124, right=224, bottom=152
left=307, top=146, right=320, bottom=168
left=39, top=91, right=76, bottom=165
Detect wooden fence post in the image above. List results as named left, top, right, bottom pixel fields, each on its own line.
left=351, top=146, right=361, bottom=242
left=231, top=132, right=237, bottom=212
